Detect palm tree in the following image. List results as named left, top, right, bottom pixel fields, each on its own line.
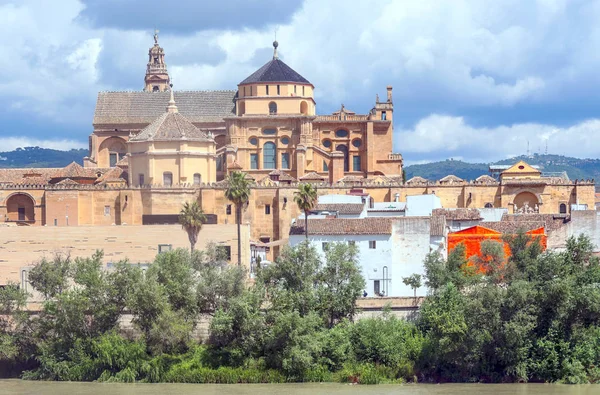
left=178, top=201, right=206, bottom=252
left=294, top=183, right=318, bottom=241
left=225, top=171, right=251, bottom=267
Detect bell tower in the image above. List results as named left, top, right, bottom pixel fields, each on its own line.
left=144, top=30, right=171, bottom=92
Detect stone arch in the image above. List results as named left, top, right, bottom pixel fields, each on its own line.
left=300, top=101, right=308, bottom=115
left=484, top=202, right=493, bottom=208
left=6, top=193, right=35, bottom=222
left=513, top=191, right=540, bottom=213
left=98, top=137, right=127, bottom=167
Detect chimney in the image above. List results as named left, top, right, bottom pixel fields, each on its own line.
left=386, top=86, right=393, bottom=102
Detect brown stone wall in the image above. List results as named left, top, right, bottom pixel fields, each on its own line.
left=0, top=224, right=249, bottom=285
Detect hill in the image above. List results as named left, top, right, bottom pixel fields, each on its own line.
left=0, top=148, right=598, bottom=184
left=0, top=147, right=87, bottom=168
left=404, top=154, right=600, bottom=182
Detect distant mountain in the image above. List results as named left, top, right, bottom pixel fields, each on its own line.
left=1, top=148, right=598, bottom=185
left=404, top=154, right=600, bottom=182
left=0, top=147, right=88, bottom=168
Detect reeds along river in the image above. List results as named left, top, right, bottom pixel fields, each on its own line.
left=0, top=381, right=599, bottom=395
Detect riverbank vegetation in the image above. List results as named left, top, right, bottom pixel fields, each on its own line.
left=2, top=234, right=600, bottom=384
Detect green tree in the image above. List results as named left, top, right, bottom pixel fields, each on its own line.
left=224, top=171, right=251, bottom=266
left=317, top=242, right=365, bottom=327
left=402, top=274, right=422, bottom=298
left=178, top=201, right=206, bottom=252
left=27, top=254, right=71, bottom=299
left=293, top=183, right=318, bottom=240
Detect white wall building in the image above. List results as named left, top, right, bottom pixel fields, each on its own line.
left=289, top=217, right=430, bottom=297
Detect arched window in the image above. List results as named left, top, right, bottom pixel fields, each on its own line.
left=263, top=142, right=276, bottom=169
left=300, top=101, right=308, bottom=115
left=193, top=173, right=201, bottom=185
left=336, top=144, right=349, bottom=172
left=484, top=203, right=493, bottom=208
left=269, top=102, right=277, bottom=114
left=153, top=86, right=159, bottom=92
left=163, top=172, right=173, bottom=186
left=559, top=203, right=567, bottom=214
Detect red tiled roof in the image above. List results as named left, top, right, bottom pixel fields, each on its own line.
left=290, top=218, right=393, bottom=236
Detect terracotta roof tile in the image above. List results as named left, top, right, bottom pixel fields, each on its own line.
left=479, top=221, right=546, bottom=233
left=129, top=111, right=213, bottom=142
left=290, top=218, right=393, bottom=236
left=432, top=208, right=482, bottom=221
left=299, top=172, right=325, bottom=181
left=94, top=91, right=236, bottom=125
left=500, top=213, right=568, bottom=232
left=314, top=203, right=365, bottom=215
left=406, top=176, right=428, bottom=185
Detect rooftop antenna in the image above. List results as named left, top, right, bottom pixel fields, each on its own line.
left=527, top=140, right=530, bottom=157
left=545, top=139, right=548, bottom=155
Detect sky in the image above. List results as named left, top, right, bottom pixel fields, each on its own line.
left=2, top=0, right=600, bottom=164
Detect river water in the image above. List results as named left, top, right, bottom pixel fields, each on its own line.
left=1, top=380, right=599, bottom=395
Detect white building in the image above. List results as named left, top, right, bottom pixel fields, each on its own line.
left=289, top=216, right=434, bottom=297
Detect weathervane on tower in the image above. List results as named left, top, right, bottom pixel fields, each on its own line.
left=154, top=29, right=159, bottom=45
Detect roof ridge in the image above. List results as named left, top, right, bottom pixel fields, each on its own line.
left=98, top=89, right=237, bottom=93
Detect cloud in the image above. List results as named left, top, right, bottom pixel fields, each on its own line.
left=0, top=137, right=87, bottom=152
left=2, top=0, right=600, bottom=164
left=398, top=114, right=600, bottom=163
left=77, top=0, right=303, bottom=33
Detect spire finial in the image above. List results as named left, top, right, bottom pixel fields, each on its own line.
left=166, top=83, right=178, bottom=113
left=154, top=29, right=159, bottom=45
left=273, top=39, right=279, bottom=60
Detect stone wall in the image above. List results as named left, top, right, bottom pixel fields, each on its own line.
left=0, top=224, right=250, bottom=285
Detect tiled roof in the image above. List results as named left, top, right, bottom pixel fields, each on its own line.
left=0, top=166, right=113, bottom=186
left=129, top=111, right=213, bottom=142
left=337, top=175, right=365, bottom=183
left=268, top=169, right=296, bottom=182
left=93, top=91, right=236, bottom=125
left=55, top=162, right=95, bottom=179
left=240, top=59, right=310, bottom=85
left=432, top=208, right=482, bottom=221
left=95, top=167, right=127, bottom=185
left=439, top=175, right=464, bottom=183
left=290, top=218, right=393, bottom=236
left=406, top=176, right=428, bottom=185
left=476, top=175, right=497, bottom=183
left=430, top=215, right=447, bottom=236
left=115, top=156, right=129, bottom=167
left=314, top=203, right=365, bottom=215
left=479, top=221, right=545, bottom=233
left=299, top=172, right=325, bottom=181
left=500, top=213, right=568, bottom=232
left=56, top=178, right=79, bottom=185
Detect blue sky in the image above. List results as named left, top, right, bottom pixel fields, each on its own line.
left=2, top=0, right=600, bottom=164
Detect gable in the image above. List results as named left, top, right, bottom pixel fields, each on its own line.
left=450, top=225, right=501, bottom=236
left=501, top=160, right=541, bottom=178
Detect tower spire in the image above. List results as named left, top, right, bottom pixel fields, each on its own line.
left=166, top=83, right=178, bottom=113
left=273, top=39, right=279, bottom=60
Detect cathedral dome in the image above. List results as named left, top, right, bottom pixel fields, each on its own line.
left=239, top=42, right=310, bottom=85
